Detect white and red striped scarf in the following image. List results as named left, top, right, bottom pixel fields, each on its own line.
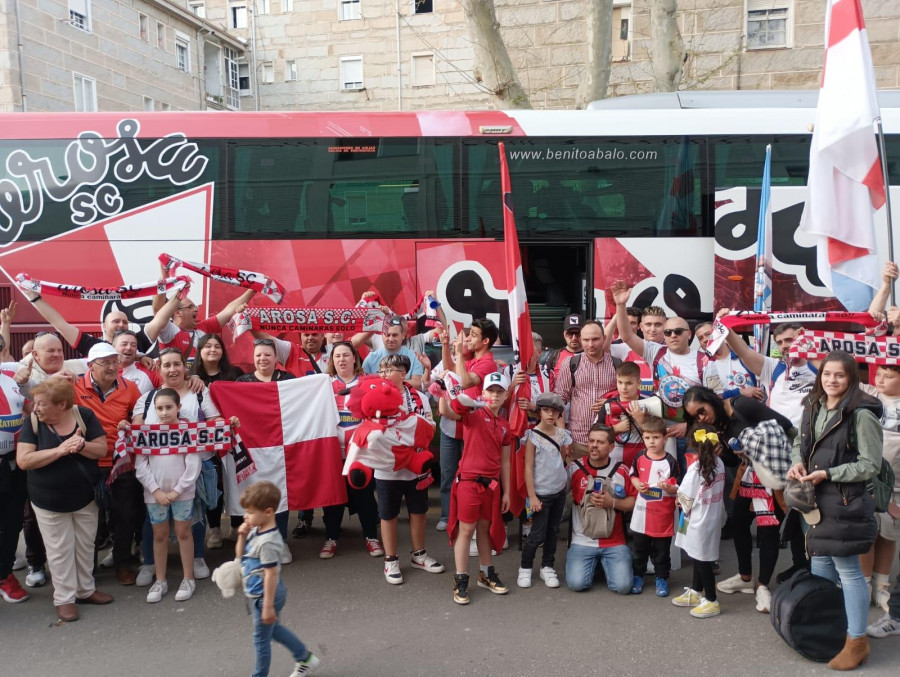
left=229, top=306, right=387, bottom=340
left=738, top=465, right=779, bottom=527
left=160, top=253, right=286, bottom=304
left=16, top=273, right=190, bottom=301
left=109, top=420, right=255, bottom=484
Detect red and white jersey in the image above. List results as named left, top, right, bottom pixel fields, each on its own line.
left=120, top=362, right=161, bottom=395
left=0, top=370, right=26, bottom=455
left=274, top=337, right=327, bottom=378
left=568, top=458, right=636, bottom=549
left=629, top=450, right=678, bottom=538
left=332, top=376, right=361, bottom=455
left=158, top=317, right=221, bottom=364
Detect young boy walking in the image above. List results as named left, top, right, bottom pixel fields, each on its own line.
left=237, top=481, right=320, bottom=677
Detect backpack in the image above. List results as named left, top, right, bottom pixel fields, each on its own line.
left=571, top=458, right=622, bottom=539
left=567, top=353, right=621, bottom=398
left=846, top=411, right=895, bottom=513
left=770, top=569, right=847, bottom=662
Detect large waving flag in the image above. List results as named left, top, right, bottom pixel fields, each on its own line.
left=799, top=0, right=886, bottom=311
left=210, top=374, right=347, bottom=514
left=753, top=145, right=774, bottom=355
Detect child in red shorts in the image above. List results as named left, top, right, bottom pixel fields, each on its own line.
left=448, top=372, right=512, bottom=605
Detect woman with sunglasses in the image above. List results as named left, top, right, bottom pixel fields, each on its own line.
left=133, top=348, right=225, bottom=589
left=314, top=342, right=383, bottom=560
left=786, top=350, right=884, bottom=670
left=683, top=385, right=795, bottom=615
left=191, top=334, right=244, bottom=549
left=237, top=339, right=295, bottom=384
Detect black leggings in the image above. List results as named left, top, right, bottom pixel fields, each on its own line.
left=732, top=494, right=783, bottom=586
left=322, top=479, right=379, bottom=541
left=692, top=560, right=717, bottom=602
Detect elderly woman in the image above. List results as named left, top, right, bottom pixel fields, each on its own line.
left=16, top=378, right=112, bottom=622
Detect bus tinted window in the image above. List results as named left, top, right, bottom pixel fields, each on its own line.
left=465, top=137, right=703, bottom=239
left=712, top=135, right=810, bottom=187
left=226, top=138, right=456, bottom=238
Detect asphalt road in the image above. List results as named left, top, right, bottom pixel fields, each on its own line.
left=4, top=491, right=900, bottom=677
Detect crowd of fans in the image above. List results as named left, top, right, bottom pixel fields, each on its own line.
left=1, top=262, right=899, bottom=676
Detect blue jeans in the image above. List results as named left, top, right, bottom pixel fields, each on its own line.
left=565, top=543, right=633, bottom=594
left=439, top=431, right=463, bottom=521
left=251, top=579, right=308, bottom=677
left=811, top=554, right=869, bottom=638
left=141, top=516, right=206, bottom=564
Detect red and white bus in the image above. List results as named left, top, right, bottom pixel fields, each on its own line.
left=1, top=91, right=898, bottom=357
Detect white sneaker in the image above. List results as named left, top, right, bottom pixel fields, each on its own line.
left=716, top=573, right=754, bottom=594
left=410, top=550, right=445, bottom=573
left=146, top=579, right=168, bottom=603
left=469, top=534, right=497, bottom=557
left=755, top=585, right=771, bottom=613
left=99, top=550, right=114, bottom=568
left=12, top=553, right=26, bottom=571
left=646, top=561, right=655, bottom=575
left=174, top=578, right=196, bottom=602
left=206, top=527, right=224, bottom=549
left=517, top=567, right=533, bottom=588
left=289, top=652, right=321, bottom=676
left=435, top=519, right=448, bottom=532
left=193, top=558, right=210, bottom=579
left=136, top=564, right=155, bottom=587
left=281, top=544, right=293, bottom=565
left=384, top=558, right=403, bottom=585
left=539, top=566, right=560, bottom=588
left=867, top=613, right=900, bottom=638
left=25, top=566, right=46, bottom=588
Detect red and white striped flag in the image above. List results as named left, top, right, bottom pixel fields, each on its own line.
left=499, top=142, right=534, bottom=441
left=210, top=375, right=347, bottom=514
left=799, top=0, right=886, bottom=311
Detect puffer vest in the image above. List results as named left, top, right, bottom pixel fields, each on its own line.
left=799, top=394, right=881, bottom=557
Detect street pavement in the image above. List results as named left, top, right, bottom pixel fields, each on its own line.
left=4, top=491, right=900, bottom=677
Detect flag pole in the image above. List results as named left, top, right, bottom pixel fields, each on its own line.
left=875, top=118, right=896, bottom=305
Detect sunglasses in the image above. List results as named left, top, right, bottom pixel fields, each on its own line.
left=253, top=338, right=275, bottom=347
left=663, top=328, right=688, bottom=337
left=35, top=331, right=58, bottom=339
left=159, top=347, right=185, bottom=358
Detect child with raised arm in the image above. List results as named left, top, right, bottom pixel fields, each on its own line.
left=130, top=388, right=200, bottom=604
left=517, top=392, right=571, bottom=589
left=629, top=415, right=679, bottom=597
left=672, top=426, right=726, bottom=618
left=237, top=481, right=320, bottom=677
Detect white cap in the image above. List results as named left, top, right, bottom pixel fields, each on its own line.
left=87, top=342, right=119, bottom=363
left=483, top=371, right=510, bottom=391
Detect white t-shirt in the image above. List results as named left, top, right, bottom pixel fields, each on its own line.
left=0, top=371, right=26, bottom=456
left=759, top=357, right=816, bottom=429
left=138, top=386, right=221, bottom=460
left=713, top=353, right=756, bottom=396
left=642, top=342, right=721, bottom=421
left=120, top=363, right=156, bottom=394
left=674, top=458, right=726, bottom=562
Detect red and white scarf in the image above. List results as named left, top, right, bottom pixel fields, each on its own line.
left=160, top=253, right=286, bottom=304
left=109, top=420, right=256, bottom=484
left=16, top=273, right=190, bottom=301
left=738, top=466, right=779, bottom=527
left=788, top=330, right=900, bottom=365
left=229, top=306, right=387, bottom=340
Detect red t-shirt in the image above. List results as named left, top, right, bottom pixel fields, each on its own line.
left=158, top=317, right=221, bottom=363
left=569, top=457, right=637, bottom=548
left=446, top=353, right=498, bottom=440
left=451, top=402, right=512, bottom=479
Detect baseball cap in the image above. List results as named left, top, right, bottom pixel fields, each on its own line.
left=535, top=392, right=565, bottom=412
left=87, top=342, right=119, bottom=363
left=564, top=314, right=584, bottom=331
left=483, top=372, right=510, bottom=391
left=784, top=479, right=821, bottom=525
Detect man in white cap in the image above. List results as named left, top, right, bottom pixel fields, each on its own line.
left=74, top=343, right=143, bottom=586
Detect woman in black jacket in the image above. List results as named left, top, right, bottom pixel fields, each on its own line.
left=684, top=386, right=795, bottom=615
left=787, top=350, right=883, bottom=670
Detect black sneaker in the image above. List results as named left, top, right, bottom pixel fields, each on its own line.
left=453, top=573, right=470, bottom=605
left=292, top=520, right=311, bottom=538
left=477, top=566, right=508, bottom=595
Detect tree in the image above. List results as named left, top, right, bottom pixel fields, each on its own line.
left=648, top=0, right=685, bottom=92
left=460, top=0, right=532, bottom=109
left=576, top=0, right=615, bottom=108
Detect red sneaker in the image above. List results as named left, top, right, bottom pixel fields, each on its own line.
left=0, top=574, right=29, bottom=603
left=318, top=539, right=337, bottom=559
left=365, top=538, right=385, bottom=557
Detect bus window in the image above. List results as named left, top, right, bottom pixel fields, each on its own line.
left=712, top=135, right=810, bottom=188
left=464, top=137, right=703, bottom=239
left=226, top=138, right=456, bottom=238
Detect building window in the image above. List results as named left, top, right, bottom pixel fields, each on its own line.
left=238, top=63, right=252, bottom=95
left=257, top=0, right=270, bottom=14
left=73, top=73, right=96, bottom=111
left=139, top=14, right=148, bottom=41
left=285, top=60, right=297, bottom=81
left=339, top=0, right=361, bottom=21
left=189, top=2, right=205, bottom=18
left=414, top=0, right=432, bottom=13
left=231, top=4, right=248, bottom=28
left=746, top=0, right=791, bottom=49
left=340, top=56, right=363, bottom=90
left=157, top=22, right=166, bottom=49
left=262, top=61, right=274, bottom=84
left=143, top=96, right=155, bottom=111
left=161, top=103, right=171, bottom=111
left=612, top=2, right=631, bottom=62
left=226, top=48, right=240, bottom=108
left=175, top=34, right=190, bottom=72
left=411, top=53, right=435, bottom=87
left=68, top=0, right=91, bottom=32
